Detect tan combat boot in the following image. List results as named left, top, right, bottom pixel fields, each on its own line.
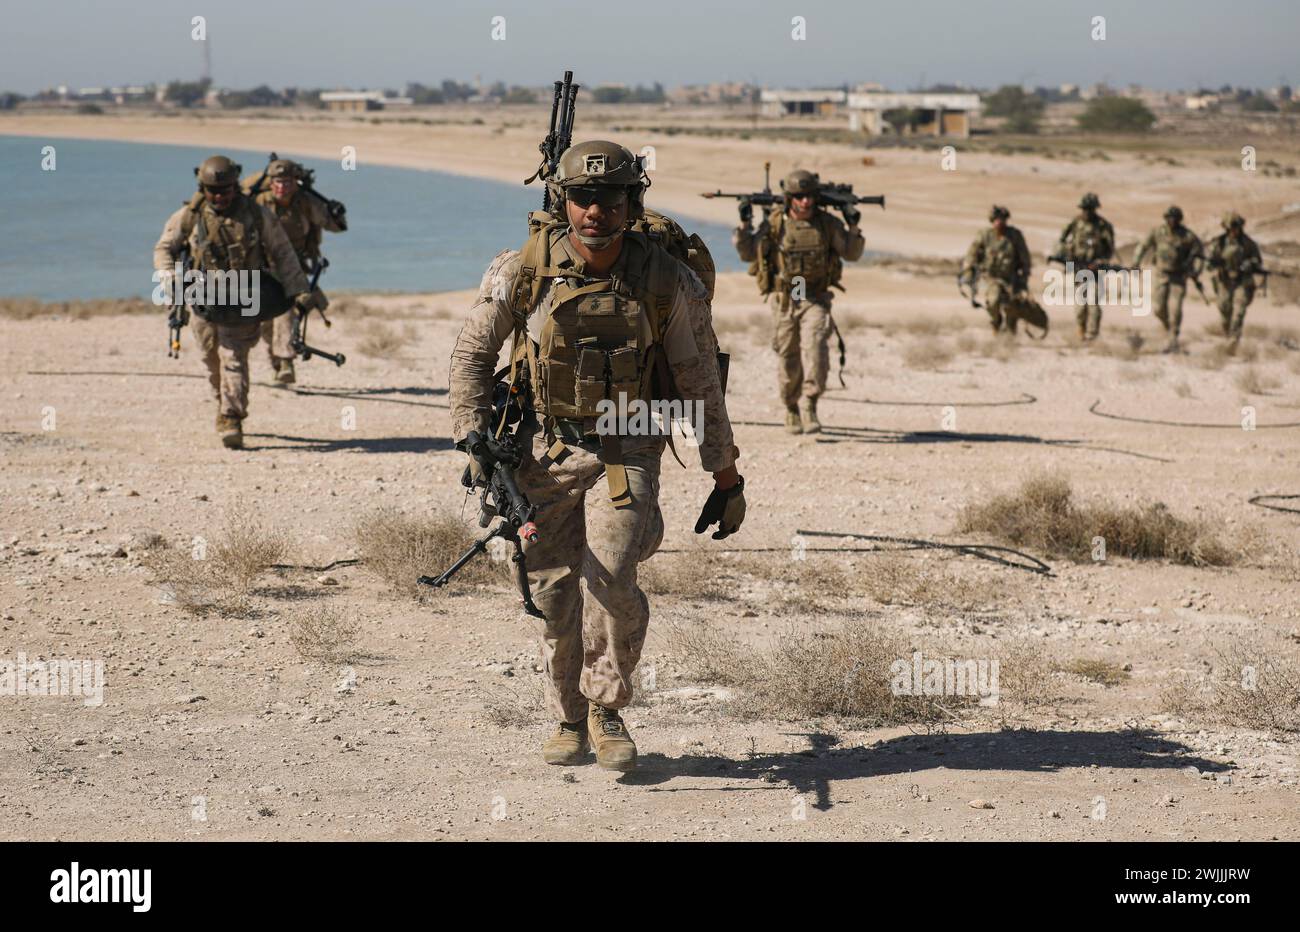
left=542, top=719, right=589, bottom=766
left=800, top=397, right=822, bottom=434
left=216, top=414, right=244, bottom=450
left=276, top=358, right=296, bottom=385
left=784, top=408, right=803, bottom=435
left=588, top=702, right=636, bottom=772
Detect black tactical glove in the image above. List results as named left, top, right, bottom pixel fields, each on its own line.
left=694, top=476, right=746, bottom=540
left=842, top=205, right=861, bottom=226
left=739, top=201, right=753, bottom=226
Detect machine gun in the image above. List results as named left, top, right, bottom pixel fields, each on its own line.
left=525, top=71, right=579, bottom=214
left=701, top=165, right=885, bottom=221
left=418, top=375, right=543, bottom=617
left=245, top=151, right=347, bottom=229
left=166, top=249, right=194, bottom=359
left=289, top=257, right=346, bottom=366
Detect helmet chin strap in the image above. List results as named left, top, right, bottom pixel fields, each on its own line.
left=574, top=228, right=623, bottom=249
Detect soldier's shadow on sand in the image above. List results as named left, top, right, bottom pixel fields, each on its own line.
left=730, top=420, right=1171, bottom=463
left=245, top=433, right=454, bottom=454
left=621, top=729, right=1226, bottom=811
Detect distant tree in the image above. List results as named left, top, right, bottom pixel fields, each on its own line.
left=593, top=86, right=631, bottom=104
left=440, top=80, right=475, bottom=102
left=164, top=78, right=211, bottom=108
left=1242, top=94, right=1278, bottom=112
left=0, top=91, right=24, bottom=110
left=882, top=107, right=923, bottom=134
left=404, top=82, right=444, bottom=104
left=76, top=102, right=104, bottom=115
left=982, top=84, right=1044, bottom=133
left=219, top=85, right=282, bottom=109
left=503, top=86, right=536, bottom=104
left=1076, top=96, right=1156, bottom=133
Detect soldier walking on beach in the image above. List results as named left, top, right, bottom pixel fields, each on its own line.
left=1205, top=212, right=1263, bottom=350
left=448, top=141, right=744, bottom=771
left=732, top=170, right=864, bottom=434
left=249, top=158, right=347, bottom=384
left=960, top=206, right=1032, bottom=335
left=1133, top=205, right=1204, bottom=353
left=153, top=155, right=312, bottom=449
left=1055, top=192, right=1115, bottom=341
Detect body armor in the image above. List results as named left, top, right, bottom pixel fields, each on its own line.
left=770, top=212, right=835, bottom=296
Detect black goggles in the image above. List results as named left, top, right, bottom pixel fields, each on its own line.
left=203, top=184, right=236, bottom=197
left=567, top=186, right=629, bottom=209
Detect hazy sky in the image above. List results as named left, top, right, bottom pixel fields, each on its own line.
left=2, top=0, right=1296, bottom=95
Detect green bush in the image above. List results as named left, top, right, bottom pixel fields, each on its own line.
left=1077, top=97, right=1156, bottom=133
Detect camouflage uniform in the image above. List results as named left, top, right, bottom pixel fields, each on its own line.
left=153, top=189, right=308, bottom=423
left=252, top=162, right=346, bottom=370
left=449, top=233, right=736, bottom=724
left=1133, top=215, right=1203, bottom=345
left=1205, top=218, right=1262, bottom=341
left=733, top=210, right=863, bottom=414
left=962, top=223, right=1032, bottom=332
left=1056, top=204, right=1115, bottom=339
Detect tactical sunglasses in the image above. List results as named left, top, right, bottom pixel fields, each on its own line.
left=203, top=184, right=236, bottom=196
left=568, top=186, right=628, bottom=209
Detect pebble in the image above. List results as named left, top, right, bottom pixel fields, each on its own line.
left=968, top=799, right=995, bottom=810
left=316, top=575, right=339, bottom=586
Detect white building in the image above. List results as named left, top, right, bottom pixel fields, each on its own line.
left=846, top=92, right=981, bottom=138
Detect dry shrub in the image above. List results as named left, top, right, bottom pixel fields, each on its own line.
left=835, top=309, right=869, bottom=332
left=289, top=605, right=360, bottom=662
left=1163, top=637, right=1300, bottom=735
left=857, top=555, right=1009, bottom=614
left=661, top=617, right=1056, bottom=725
left=354, top=506, right=497, bottom=598
left=901, top=317, right=946, bottom=337
left=1172, top=379, right=1193, bottom=398
left=638, top=550, right=735, bottom=601
left=975, top=336, right=1017, bottom=361
left=1118, top=361, right=1158, bottom=382
left=142, top=506, right=288, bottom=615
left=1193, top=342, right=1231, bottom=370
left=0, top=297, right=155, bottom=320
left=957, top=473, right=1237, bottom=566
left=1061, top=657, right=1131, bottom=687
left=358, top=321, right=405, bottom=358
left=955, top=330, right=979, bottom=353
left=902, top=339, right=953, bottom=371
left=1090, top=332, right=1142, bottom=360
left=481, top=677, right=545, bottom=727
left=712, top=310, right=767, bottom=337
left=1234, top=365, right=1281, bottom=395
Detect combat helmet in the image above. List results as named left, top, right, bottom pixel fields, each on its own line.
left=989, top=205, right=1010, bottom=221
left=1164, top=205, right=1184, bottom=223
left=195, top=155, right=243, bottom=189
left=266, top=158, right=304, bottom=181
left=1079, top=192, right=1101, bottom=210
left=1221, top=211, right=1245, bottom=229
left=781, top=169, right=820, bottom=199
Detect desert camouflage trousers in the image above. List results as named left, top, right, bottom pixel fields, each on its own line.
left=190, top=317, right=261, bottom=419
left=260, top=312, right=295, bottom=365
left=770, top=293, right=832, bottom=410
left=512, top=425, right=667, bottom=723
left=982, top=279, right=1018, bottom=333
left=1152, top=275, right=1188, bottom=338
left=1214, top=284, right=1254, bottom=339
left=1073, top=282, right=1103, bottom=338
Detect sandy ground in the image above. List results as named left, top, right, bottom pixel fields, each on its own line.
left=2, top=112, right=1299, bottom=841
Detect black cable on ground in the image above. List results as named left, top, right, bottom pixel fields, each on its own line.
left=269, top=558, right=362, bottom=572
left=823, top=392, right=1037, bottom=408
left=1248, top=494, right=1300, bottom=515
left=1089, top=399, right=1300, bottom=429
left=661, top=530, right=1052, bottom=576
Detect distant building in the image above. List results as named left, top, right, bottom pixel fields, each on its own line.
left=320, top=91, right=387, bottom=112
left=1185, top=94, right=1220, bottom=111
left=846, top=92, right=980, bottom=138
left=760, top=88, right=846, bottom=117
